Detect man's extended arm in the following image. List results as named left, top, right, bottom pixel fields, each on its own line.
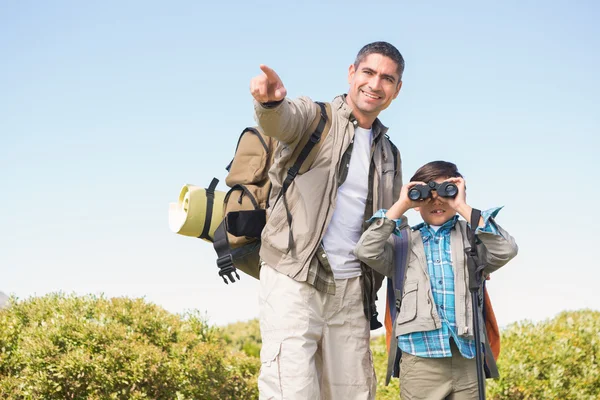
left=250, top=65, right=317, bottom=144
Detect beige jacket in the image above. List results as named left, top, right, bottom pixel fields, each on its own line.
left=255, top=95, right=402, bottom=284
left=355, top=216, right=518, bottom=382
left=356, top=217, right=518, bottom=335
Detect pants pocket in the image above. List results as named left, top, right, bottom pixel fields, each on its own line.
left=399, top=352, right=418, bottom=380
left=258, top=342, right=282, bottom=399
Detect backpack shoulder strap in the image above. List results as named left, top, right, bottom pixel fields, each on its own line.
left=284, top=102, right=329, bottom=182
left=390, top=142, right=399, bottom=177
left=286, top=101, right=333, bottom=175
left=277, top=101, right=330, bottom=249
left=385, top=227, right=411, bottom=381
left=383, top=133, right=400, bottom=178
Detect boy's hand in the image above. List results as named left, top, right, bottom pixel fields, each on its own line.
left=443, top=177, right=485, bottom=227
left=386, top=181, right=425, bottom=219
left=250, top=65, right=287, bottom=103
left=443, top=177, right=467, bottom=212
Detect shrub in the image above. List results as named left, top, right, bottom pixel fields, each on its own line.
left=3, top=293, right=597, bottom=400
left=374, top=309, right=600, bottom=400
left=221, top=319, right=261, bottom=358
left=488, top=309, right=600, bottom=400
left=0, top=293, right=259, bottom=400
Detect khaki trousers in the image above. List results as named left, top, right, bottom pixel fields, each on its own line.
left=400, top=341, right=481, bottom=400
left=258, top=264, right=376, bottom=400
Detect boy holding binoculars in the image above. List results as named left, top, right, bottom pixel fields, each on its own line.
left=355, top=160, right=518, bottom=400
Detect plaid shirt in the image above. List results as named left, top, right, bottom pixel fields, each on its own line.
left=397, top=207, right=501, bottom=358
left=369, top=207, right=501, bottom=358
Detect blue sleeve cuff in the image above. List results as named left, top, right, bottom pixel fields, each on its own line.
left=476, top=206, right=503, bottom=235
left=367, top=209, right=404, bottom=237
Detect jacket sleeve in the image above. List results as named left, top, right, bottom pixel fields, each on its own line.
left=476, top=219, right=518, bottom=274
left=253, top=96, right=317, bottom=144
left=354, top=218, right=398, bottom=279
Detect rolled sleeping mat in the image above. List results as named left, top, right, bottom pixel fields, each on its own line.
left=169, top=178, right=225, bottom=243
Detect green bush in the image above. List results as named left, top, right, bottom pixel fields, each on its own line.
left=221, top=319, right=261, bottom=359
left=0, top=294, right=259, bottom=400
left=374, top=310, right=600, bottom=400
left=2, top=294, right=597, bottom=400
left=488, top=309, right=600, bottom=400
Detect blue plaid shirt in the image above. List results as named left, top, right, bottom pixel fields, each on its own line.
left=369, top=207, right=501, bottom=358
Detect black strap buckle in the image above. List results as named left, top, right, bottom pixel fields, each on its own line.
left=309, top=132, right=321, bottom=144
left=286, top=165, right=300, bottom=181
left=317, top=101, right=327, bottom=121
left=217, top=255, right=240, bottom=284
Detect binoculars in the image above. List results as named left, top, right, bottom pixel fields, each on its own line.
left=408, top=181, right=458, bottom=201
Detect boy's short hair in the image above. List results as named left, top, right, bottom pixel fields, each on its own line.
left=410, top=160, right=463, bottom=183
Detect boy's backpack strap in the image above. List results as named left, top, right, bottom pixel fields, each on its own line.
left=392, top=230, right=410, bottom=313
left=276, top=101, right=329, bottom=249
left=384, top=227, right=410, bottom=384
left=466, top=208, right=484, bottom=290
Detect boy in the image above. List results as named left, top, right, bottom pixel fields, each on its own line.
left=355, top=161, right=518, bottom=400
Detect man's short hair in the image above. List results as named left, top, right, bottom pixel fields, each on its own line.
left=410, top=161, right=463, bottom=183
left=354, top=41, right=405, bottom=80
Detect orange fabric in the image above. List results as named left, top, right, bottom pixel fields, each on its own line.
left=484, top=289, right=501, bottom=360
left=385, top=297, right=393, bottom=353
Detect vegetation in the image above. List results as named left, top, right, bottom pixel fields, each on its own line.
left=221, top=319, right=261, bottom=359
left=373, top=309, right=600, bottom=400
left=0, top=294, right=258, bottom=400
left=487, top=310, right=600, bottom=400
left=1, top=294, right=597, bottom=399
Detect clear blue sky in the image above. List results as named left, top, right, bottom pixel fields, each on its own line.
left=1, top=0, right=598, bottom=330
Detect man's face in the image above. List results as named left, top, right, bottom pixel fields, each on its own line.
left=346, top=53, right=402, bottom=121
left=415, top=177, right=458, bottom=226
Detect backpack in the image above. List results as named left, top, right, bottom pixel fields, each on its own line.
left=178, top=102, right=331, bottom=284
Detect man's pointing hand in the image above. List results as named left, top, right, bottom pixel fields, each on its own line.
left=250, top=64, right=287, bottom=103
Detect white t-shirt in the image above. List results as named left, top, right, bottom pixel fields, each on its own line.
left=322, top=126, right=372, bottom=279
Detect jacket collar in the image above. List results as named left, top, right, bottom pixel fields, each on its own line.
left=332, top=94, right=389, bottom=141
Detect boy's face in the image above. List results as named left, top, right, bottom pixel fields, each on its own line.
left=415, top=177, right=458, bottom=226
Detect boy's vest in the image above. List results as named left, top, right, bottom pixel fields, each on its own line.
left=383, top=224, right=500, bottom=385
left=169, top=102, right=331, bottom=283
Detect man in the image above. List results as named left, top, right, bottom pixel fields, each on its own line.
left=250, top=41, right=405, bottom=400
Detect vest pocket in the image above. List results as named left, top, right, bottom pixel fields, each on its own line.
left=397, top=281, right=418, bottom=324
